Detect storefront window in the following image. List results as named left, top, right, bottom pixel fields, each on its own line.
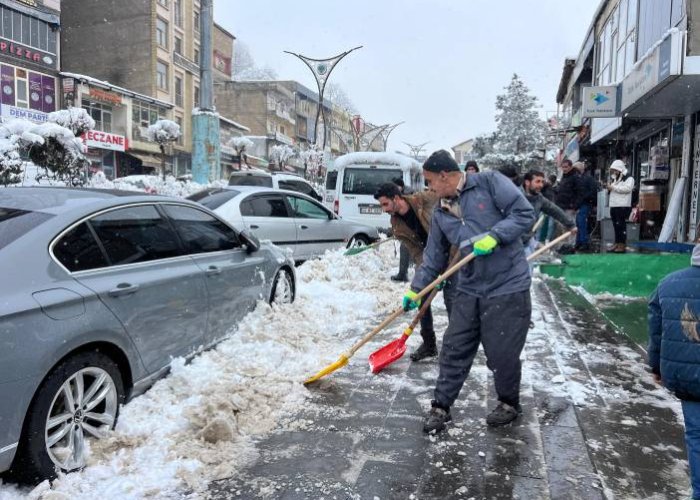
left=131, top=102, right=167, bottom=141
left=82, top=99, right=112, bottom=133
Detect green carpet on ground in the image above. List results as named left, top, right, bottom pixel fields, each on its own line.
left=539, top=253, right=690, bottom=297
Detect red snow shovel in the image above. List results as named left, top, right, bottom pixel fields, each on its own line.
left=369, top=288, right=439, bottom=373
left=367, top=230, right=574, bottom=374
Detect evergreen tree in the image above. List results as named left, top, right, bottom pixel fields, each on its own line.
left=493, top=74, right=545, bottom=155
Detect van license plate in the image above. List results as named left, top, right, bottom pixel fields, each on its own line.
left=360, top=205, right=382, bottom=215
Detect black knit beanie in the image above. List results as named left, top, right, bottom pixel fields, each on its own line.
left=423, top=150, right=460, bottom=173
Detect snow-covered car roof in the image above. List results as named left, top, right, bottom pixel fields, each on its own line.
left=333, top=152, right=420, bottom=170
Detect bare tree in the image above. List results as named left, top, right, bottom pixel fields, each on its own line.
left=233, top=42, right=277, bottom=81
left=326, top=82, right=357, bottom=114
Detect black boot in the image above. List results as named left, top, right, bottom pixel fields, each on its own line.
left=410, top=330, right=437, bottom=361
left=486, top=402, right=522, bottom=427
left=391, top=274, right=408, bottom=282
left=423, top=405, right=451, bottom=433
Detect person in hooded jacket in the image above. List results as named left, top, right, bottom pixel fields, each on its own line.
left=607, top=159, right=635, bottom=253
left=573, top=161, right=599, bottom=252
left=648, top=244, right=700, bottom=499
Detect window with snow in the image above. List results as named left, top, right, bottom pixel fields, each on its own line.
left=82, top=99, right=112, bottom=133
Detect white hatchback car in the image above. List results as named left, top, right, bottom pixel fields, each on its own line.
left=188, top=186, right=380, bottom=262
left=228, top=171, right=322, bottom=201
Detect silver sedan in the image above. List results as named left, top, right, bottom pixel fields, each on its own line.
left=188, top=186, right=380, bottom=261
left=0, top=187, right=295, bottom=482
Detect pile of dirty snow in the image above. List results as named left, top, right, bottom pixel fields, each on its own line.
left=0, top=245, right=401, bottom=499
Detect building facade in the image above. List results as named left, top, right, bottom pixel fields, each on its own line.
left=60, top=0, right=205, bottom=176
left=60, top=72, right=173, bottom=179
left=557, top=0, right=700, bottom=243
left=0, top=0, right=60, bottom=124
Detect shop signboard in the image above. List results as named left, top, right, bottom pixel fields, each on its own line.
left=582, top=85, right=618, bottom=118
left=82, top=130, right=127, bottom=152
left=621, top=30, right=682, bottom=111
left=0, top=104, right=48, bottom=122
left=690, top=127, right=700, bottom=240
left=0, top=37, right=56, bottom=69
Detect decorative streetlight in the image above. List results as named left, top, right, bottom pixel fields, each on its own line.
left=403, top=142, right=429, bottom=160
left=284, top=46, right=362, bottom=149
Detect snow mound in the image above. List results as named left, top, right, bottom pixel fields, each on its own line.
left=7, top=244, right=399, bottom=499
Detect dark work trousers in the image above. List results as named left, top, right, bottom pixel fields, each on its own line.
left=610, top=206, right=631, bottom=244
left=397, top=242, right=410, bottom=279
left=419, top=278, right=456, bottom=344
left=433, top=289, right=531, bottom=410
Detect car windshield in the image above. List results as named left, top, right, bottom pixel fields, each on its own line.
left=341, top=168, right=403, bottom=195
left=229, top=175, right=273, bottom=187
left=187, top=189, right=241, bottom=210
left=0, top=206, right=54, bottom=250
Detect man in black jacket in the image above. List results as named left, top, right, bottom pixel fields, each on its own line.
left=573, top=161, right=598, bottom=252
left=554, top=159, right=581, bottom=252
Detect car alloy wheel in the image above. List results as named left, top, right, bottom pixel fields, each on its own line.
left=44, top=366, right=118, bottom=471
left=347, top=235, right=370, bottom=248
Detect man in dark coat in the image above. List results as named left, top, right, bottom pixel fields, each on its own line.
left=573, top=161, right=598, bottom=251
left=375, top=183, right=455, bottom=361
left=554, top=159, right=581, bottom=251
left=403, top=150, right=535, bottom=432
left=648, top=244, right=700, bottom=499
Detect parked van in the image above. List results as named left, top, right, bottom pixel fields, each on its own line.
left=324, top=152, right=423, bottom=230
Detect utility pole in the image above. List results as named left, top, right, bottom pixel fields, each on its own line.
left=191, top=0, right=220, bottom=184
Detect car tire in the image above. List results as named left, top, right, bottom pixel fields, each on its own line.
left=269, top=268, right=295, bottom=304
left=347, top=234, right=371, bottom=248
left=10, top=350, right=125, bottom=483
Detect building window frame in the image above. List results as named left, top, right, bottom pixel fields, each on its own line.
left=174, top=74, right=183, bottom=107
left=156, top=17, right=169, bottom=49
left=0, top=6, right=58, bottom=55
left=174, top=35, right=183, bottom=55
left=132, top=101, right=168, bottom=141
left=82, top=98, right=113, bottom=133
left=173, top=0, right=183, bottom=27
left=156, top=60, right=169, bottom=91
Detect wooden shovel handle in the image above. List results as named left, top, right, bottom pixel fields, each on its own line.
left=347, top=252, right=476, bottom=356
left=348, top=232, right=572, bottom=358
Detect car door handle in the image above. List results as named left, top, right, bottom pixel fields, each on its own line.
left=300, top=225, right=308, bottom=230
left=205, top=265, right=222, bottom=276
left=108, top=283, right=139, bottom=297
left=250, top=224, right=259, bottom=229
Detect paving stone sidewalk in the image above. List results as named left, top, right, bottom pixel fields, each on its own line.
left=208, top=279, right=690, bottom=499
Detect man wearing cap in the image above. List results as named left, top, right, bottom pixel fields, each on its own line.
left=403, top=150, right=535, bottom=431
left=648, top=244, right=700, bottom=498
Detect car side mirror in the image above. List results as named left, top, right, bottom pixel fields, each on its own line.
left=240, top=229, right=260, bottom=253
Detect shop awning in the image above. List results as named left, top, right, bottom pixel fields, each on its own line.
left=623, top=74, right=700, bottom=119
left=125, top=152, right=162, bottom=169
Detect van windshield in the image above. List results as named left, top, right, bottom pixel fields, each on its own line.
left=341, top=168, right=402, bottom=195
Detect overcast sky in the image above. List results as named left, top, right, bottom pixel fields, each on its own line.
left=214, top=0, right=600, bottom=155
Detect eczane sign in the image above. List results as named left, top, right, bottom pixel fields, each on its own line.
left=82, top=130, right=127, bottom=152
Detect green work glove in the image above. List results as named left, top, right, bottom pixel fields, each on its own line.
left=473, top=234, right=498, bottom=256
left=402, top=290, right=421, bottom=311
left=435, top=280, right=447, bottom=291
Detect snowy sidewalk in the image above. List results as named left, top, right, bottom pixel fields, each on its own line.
left=208, top=279, right=689, bottom=499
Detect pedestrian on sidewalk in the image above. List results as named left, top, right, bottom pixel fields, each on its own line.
left=402, top=150, right=535, bottom=432
left=390, top=178, right=413, bottom=282
left=648, top=244, right=700, bottom=499
left=521, top=169, right=576, bottom=258
left=375, top=182, right=456, bottom=361
left=573, top=161, right=598, bottom=252
left=607, top=159, right=634, bottom=253
left=554, top=158, right=582, bottom=253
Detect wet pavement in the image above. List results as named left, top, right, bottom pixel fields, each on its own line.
left=208, top=279, right=689, bottom=499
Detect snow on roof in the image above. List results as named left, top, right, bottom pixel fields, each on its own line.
left=333, top=151, right=420, bottom=170
left=60, top=72, right=174, bottom=108
left=218, top=115, right=250, bottom=132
